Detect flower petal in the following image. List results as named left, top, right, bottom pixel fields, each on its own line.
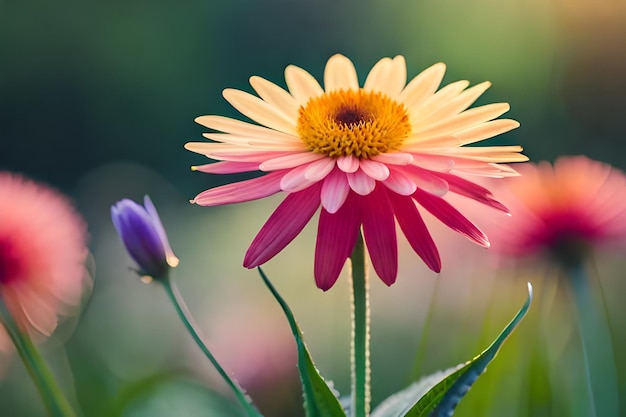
left=455, top=119, right=521, bottom=146
left=371, top=152, right=414, bottom=165
left=321, top=168, right=350, bottom=213
left=324, top=54, right=359, bottom=91
left=359, top=159, right=390, bottom=181
left=337, top=155, right=360, bottom=173
left=260, top=152, right=325, bottom=171
left=192, top=161, right=260, bottom=174
left=304, top=157, right=336, bottom=182
left=195, top=115, right=299, bottom=142
left=389, top=193, right=441, bottom=272
left=409, top=80, right=470, bottom=126
left=361, top=186, right=398, bottom=285
left=315, top=192, right=361, bottom=290
left=223, top=88, right=298, bottom=135
left=413, top=189, right=490, bottom=247
left=402, top=165, right=450, bottom=196
left=285, top=64, right=324, bottom=106
left=191, top=171, right=285, bottom=206
left=347, top=170, right=376, bottom=195
left=412, top=103, right=511, bottom=139
left=399, top=62, right=446, bottom=109
left=249, top=75, right=300, bottom=120
left=364, top=55, right=406, bottom=98
left=382, top=167, right=417, bottom=195
left=419, top=81, right=492, bottom=124
left=244, top=183, right=322, bottom=267
left=280, top=163, right=319, bottom=192
left=436, top=172, right=508, bottom=212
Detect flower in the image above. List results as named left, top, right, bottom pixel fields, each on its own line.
left=483, top=156, right=626, bottom=267
left=111, top=196, right=179, bottom=279
left=0, top=172, right=88, bottom=340
left=186, top=54, right=527, bottom=290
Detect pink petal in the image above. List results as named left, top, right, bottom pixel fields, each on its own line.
left=192, top=161, right=260, bottom=174
left=435, top=172, right=508, bottom=212
left=304, top=158, right=336, bottom=182
left=191, top=171, right=285, bottom=206
left=413, top=189, right=490, bottom=247
left=321, top=168, right=350, bottom=213
left=389, top=193, right=441, bottom=272
left=280, top=164, right=318, bottom=192
left=382, top=167, right=417, bottom=195
left=403, top=165, right=450, bottom=196
left=371, top=152, right=414, bottom=165
left=337, top=155, right=360, bottom=173
left=260, top=152, right=325, bottom=171
left=359, top=159, right=390, bottom=181
left=244, top=183, right=322, bottom=267
left=315, top=192, right=361, bottom=290
left=347, top=170, right=376, bottom=195
left=361, top=186, right=398, bottom=285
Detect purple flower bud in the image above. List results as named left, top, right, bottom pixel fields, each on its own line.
left=111, top=196, right=179, bottom=279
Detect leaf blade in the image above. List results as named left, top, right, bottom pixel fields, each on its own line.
left=258, top=267, right=346, bottom=417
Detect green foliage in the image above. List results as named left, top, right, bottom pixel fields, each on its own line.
left=372, top=283, right=533, bottom=417
left=257, top=268, right=346, bottom=417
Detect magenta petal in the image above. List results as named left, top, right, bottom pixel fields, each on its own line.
left=192, top=171, right=285, bottom=206
left=361, top=185, right=398, bottom=285
left=244, top=183, right=322, bottom=267
left=434, top=172, right=508, bottom=212
left=315, top=192, right=361, bottom=291
left=413, top=189, right=490, bottom=247
left=389, top=193, right=441, bottom=273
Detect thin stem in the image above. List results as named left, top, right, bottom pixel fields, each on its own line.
left=350, top=233, right=370, bottom=417
left=0, top=304, right=75, bottom=417
left=160, top=277, right=262, bottom=417
left=568, top=264, right=619, bottom=417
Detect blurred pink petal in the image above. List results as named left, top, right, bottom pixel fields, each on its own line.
left=0, top=173, right=88, bottom=343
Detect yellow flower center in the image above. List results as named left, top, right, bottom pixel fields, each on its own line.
left=296, top=89, right=411, bottom=158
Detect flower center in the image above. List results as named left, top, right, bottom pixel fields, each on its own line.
left=296, top=89, right=411, bottom=158
left=0, top=237, right=23, bottom=285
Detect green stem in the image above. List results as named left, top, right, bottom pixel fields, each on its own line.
left=160, top=277, right=263, bottom=417
left=350, top=233, right=370, bottom=417
left=0, top=304, right=75, bottom=417
left=568, top=264, right=619, bottom=417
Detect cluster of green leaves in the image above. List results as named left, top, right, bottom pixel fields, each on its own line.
left=259, top=268, right=532, bottom=417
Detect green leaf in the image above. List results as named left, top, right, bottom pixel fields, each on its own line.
left=257, top=267, right=346, bottom=417
left=371, top=283, right=533, bottom=417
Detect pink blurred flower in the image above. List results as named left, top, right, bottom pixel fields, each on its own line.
left=0, top=173, right=88, bottom=342
left=485, top=156, right=626, bottom=266
left=186, top=54, right=527, bottom=290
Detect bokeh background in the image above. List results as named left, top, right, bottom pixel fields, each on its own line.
left=2, top=0, right=626, bottom=415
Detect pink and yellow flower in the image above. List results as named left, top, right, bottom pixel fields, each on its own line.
left=0, top=173, right=88, bottom=342
left=186, top=54, right=527, bottom=290
left=484, top=156, right=626, bottom=266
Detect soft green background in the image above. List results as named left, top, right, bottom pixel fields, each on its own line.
left=2, top=0, right=626, bottom=415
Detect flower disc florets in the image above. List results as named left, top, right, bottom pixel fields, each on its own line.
left=297, top=90, right=411, bottom=158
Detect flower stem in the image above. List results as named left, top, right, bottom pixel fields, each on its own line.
left=0, top=303, right=75, bottom=417
left=160, top=277, right=263, bottom=417
left=350, top=233, right=370, bottom=417
left=568, top=264, right=619, bottom=417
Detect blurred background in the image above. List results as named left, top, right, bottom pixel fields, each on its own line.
left=2, top=0, right=626, bottom=415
